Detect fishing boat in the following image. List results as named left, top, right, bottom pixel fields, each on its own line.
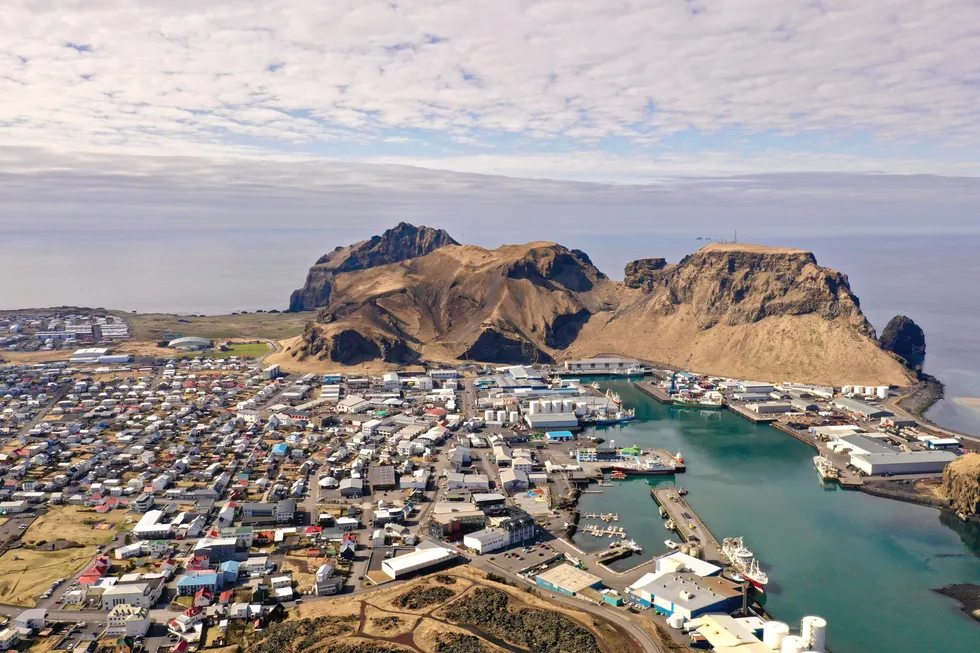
left=676, top=486, right=689, bottom=496
left=722, top=537, right=769, bottom=592
left=813, top=455, right=840, bottom=481
left=605, top=388, right=623, bottom=407
left=612, top=456, right=676, bottom=476
left=664, top=540, right=681, bottom=550
left=665, top=519, right=676, bottom=531
left=658, top=506, right=668, bottom=519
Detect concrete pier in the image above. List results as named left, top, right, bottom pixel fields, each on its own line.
left=634, top=381, right=674, bottom=404
left=651, top=487, right=726, bottom=565
left=726, top=403, right=779, bottom=423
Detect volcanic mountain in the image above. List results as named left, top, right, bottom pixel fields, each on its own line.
left=281, top=226, right=914, bottom=386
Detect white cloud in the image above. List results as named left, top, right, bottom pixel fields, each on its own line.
left=1, top=0, right=979, bottom=174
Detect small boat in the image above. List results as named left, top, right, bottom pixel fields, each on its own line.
left=676, top=487, right=689, bottom=496
left=658, top=506, right=668, bottom=519
left=665, top=519, right=676, bottom=531
left=664, top=540, right=681, bottom=550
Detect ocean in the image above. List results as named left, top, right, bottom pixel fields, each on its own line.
left=1, top=227, right=978, bottom=435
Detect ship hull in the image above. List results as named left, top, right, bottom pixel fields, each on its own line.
left=611, top=466, right=675, bottom=476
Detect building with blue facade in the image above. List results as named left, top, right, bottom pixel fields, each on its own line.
left=176, top=572, right=221, bottom=596
left=545, top=430, right=575, bottom=442
left=535, top=564, right=602, bottom=596
left=626, top=572, right=741, bottom=619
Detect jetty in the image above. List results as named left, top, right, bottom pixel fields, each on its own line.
left=651, top=487, right=725, bottom=565
left=581, top=524, right=628, bottom=538
left=582, top=512, right=620, bottom=522
left=634, top=381, right=674, bottom=404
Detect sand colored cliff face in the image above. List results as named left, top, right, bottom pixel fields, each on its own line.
left=941, top=453, right=980, bottom=518
left=284, top=228, right=914, bottom=386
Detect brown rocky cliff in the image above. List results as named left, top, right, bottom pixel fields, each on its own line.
left=940, top=453, right=980, bottom=518
left=287, top=222, right=458, bottom=312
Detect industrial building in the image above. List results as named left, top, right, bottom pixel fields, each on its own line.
left=833, top=397, right=893, bottom=419
left=381, top=542, right=459, bottom=580
left=368, top=465, right=397, bottom=491
left=831, top=434, right=957, bottom=475
left=524, top=399, right=579, bottom=429
left=626, top=572, right=741, bottom=619
left=563, top=357, right=640, bottom=372
left=746, top=402, right=793, bottom=415
left=535, top=564, right=603, bottom=596
left=70, top=347, right=131, bottom=365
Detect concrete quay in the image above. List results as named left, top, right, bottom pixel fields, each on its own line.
left=634, top=381, right=674, bottom=404
left=650, top=487, right=726, bottom=566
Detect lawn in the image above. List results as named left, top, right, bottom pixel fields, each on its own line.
left=0, top=547, right=96, bottom=607
left=24, top=506, right=135, bottom=547
left=119, top=311, right=311, bottom=341
left=178, top=342, right=270, bottom=359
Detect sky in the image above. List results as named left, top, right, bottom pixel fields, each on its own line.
left=1, top=0, right=979, bottom=245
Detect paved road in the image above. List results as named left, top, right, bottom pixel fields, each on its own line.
left=884, top=390, right=980, bottom=447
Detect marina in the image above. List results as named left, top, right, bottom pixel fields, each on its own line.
left=571, top=380, right=980, bottom=653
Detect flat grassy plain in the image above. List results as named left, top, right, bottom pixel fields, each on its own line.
left=118, top=311, right=312, bottom=341
left=0, top=547, right=94, bottom=607
left=24, top=506, right=135, bottom=547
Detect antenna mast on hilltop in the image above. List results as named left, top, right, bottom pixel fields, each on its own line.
left=734, top=230, right=738, bottom=243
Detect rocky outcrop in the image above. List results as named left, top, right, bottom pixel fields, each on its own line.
left=287, top=222, right=458, bottom=312
left=623, top=258, right=669, bottom=290
left=940, top=453, right=980, bottom=519
left=879, top=315, right=926, bottom=365
left=281, top=230, right=914, bottom=385
left=295, top=320, right=416, bottom=366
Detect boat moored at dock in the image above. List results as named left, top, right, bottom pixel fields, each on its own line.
left=722, top=536, right=769, bottom=592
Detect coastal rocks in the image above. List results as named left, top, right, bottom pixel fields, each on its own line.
left=933, top=584, right=980, bottom=622
left=940, top=453, right=980, bottom=519
left=296, top=322, right=415, bottom=365
left=287, top=222, right=458, bottom=312
left=879, top=314, right=927, bottom=366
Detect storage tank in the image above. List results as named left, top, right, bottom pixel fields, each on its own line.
left=496, top=410, right=507, bottom=423
left=509, top=411, right=519, bottom=424
left=876, top=385, right=888, bottom=399
left=762, top=621, right=790, bottom=650
left=539, top=399, right=550, bottom=413
left=484, top=409, right=494, bottom=422
left=841, top=385, right=852, bottom=395
left=667, top=613, right=685, bottom=629
left=529, top=400, right=540, bottom=415
left=780, top=636, right=805, bottom=653
left=552, top=399, right=563, bottom=413
left=801, top=616, right=827, bottom=652
left=852, top=385, right=864, bottom=396
left=562, top=398, right=574, bottom=412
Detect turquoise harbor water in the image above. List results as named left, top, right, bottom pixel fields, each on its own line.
left=572, top=381, right=980, bottom=653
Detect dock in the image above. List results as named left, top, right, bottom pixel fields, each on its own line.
left=771, top=423, right=864, bottom=487
left=651, top=487, right=725, bottom=565
left=582, top=512, right=620, bottom=522
left=634, top=381, right=674, bottom=404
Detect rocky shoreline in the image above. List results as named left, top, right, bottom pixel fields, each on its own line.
left=898, top=373, right=946, bottom=418
left=934, top=584, right=980, bottom=623
left=858, top=479, right=948, bottom=510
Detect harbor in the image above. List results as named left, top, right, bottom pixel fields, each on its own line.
left=570, top=380, right=980, bottom=653
left=650, top=487, right=725, bottom=565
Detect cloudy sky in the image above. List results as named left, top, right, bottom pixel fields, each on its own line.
left=3, top=0, right=980, bottom=181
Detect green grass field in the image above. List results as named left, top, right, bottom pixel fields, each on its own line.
left=177, top=342, right=270, bottom=359
left=117, top=310, right=312, bottom=341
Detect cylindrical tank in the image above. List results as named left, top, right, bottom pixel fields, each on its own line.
left=763, top=621, right=790, bottom=649
left=801, top=616, right=827, bottom=652
left=780, top=635, right=805, bottom=653
left=509, top=411, right=519, bottom=423
left=484, top=409, right=494, bottom=422
left=876, top=385, right=888, bottom=399
left=841, top=385, right=852, bottom=395
left=496, top=410, right=507, bottom=423
left=562, top=398, right=574, bottom=412
left=540, top=399, right=550, bottom=413
left=852, top=385, right=863, bottom=395
left=667, top=614, right=685, bottom=629
left=529, top=400, right=540, bottom=415
left=552, top=399, right=563, bottom=412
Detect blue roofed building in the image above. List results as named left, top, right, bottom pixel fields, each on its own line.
left=176, top=572, right=221, bottom=596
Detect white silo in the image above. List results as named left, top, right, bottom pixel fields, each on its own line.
left=529, top=400, right=540, bottom=415
left=852, top=385, right=864, bottom=396
left=841, top=385, right=852, bottom=395
left=484, top=409, right=494, bottom=422
left=667, top=614, right=685, bottom=629
left=540, top=399, right=551, bottom=413
left=762, top=621, right=790, bottom=650
left=552, top=398, right=563, bottom=413
left=562, top=398, right=574, bottom=412
left=801, top=616, right=827, bottom=653
left=780, top=635, right=805, bottom=653
left=509, top=411, right=519, bottom=424
left=496, top=410, right=507, bottom=423
left=876, top=385, right=888, bottom=399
